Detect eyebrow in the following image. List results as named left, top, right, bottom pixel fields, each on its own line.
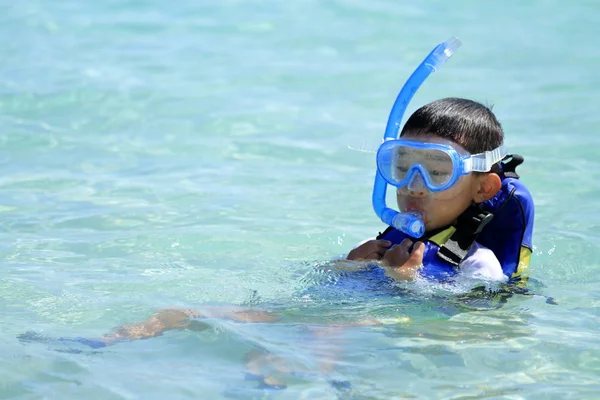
left=397, top=149, right=449, bottom=162
left=425, top=153, right=450, bottom=162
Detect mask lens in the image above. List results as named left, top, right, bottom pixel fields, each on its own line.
left=393, top=146, right=455, bottom=189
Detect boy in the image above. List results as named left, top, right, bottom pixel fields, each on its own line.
left=347, top=97, right=517, bottom=283
left=98, top=97, right=529, bottom=343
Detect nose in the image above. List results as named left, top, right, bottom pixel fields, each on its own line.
left=407, top=171, right=429, bottom=198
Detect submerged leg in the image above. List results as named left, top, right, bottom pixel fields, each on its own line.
left=240, top=323, right=353, bottom=390
left=102, top=306, right=279, bottom=344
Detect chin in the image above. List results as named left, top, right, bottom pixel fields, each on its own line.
left=424, top=221, right=437, bottom=231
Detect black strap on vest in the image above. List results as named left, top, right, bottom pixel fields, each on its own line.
left=436, top=205, right=495, bottom=267
left=376, top=225, right=447, bottom=241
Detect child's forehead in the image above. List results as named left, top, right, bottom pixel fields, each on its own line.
left=400, top=133, right=468, bottom=154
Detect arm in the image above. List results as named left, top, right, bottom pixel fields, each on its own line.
left=457, top=243, right=506, bottom=281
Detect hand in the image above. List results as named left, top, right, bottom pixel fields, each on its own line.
left=346, top=240, right=391, bottom=261
left=381, top=239, right=425, bottom=281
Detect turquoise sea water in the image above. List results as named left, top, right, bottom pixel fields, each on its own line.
left=2, top=0, right=600, bottom=398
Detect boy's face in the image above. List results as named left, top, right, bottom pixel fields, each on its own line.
left=395, top=133, right=491, bottom=231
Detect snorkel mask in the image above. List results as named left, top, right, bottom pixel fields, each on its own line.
left=372, top=38, right=462, bottom=238
left=376, top=139, right=507, bottom=192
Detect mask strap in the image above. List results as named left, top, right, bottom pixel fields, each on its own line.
left=469, top=144, right=508, bottom=172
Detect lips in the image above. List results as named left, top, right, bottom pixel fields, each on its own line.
left=404, top=203, right=423, bottom=213
left=403, top=203, right=427, bottom=223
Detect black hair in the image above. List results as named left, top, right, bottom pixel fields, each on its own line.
left=400, top=97, right=504, bottom=155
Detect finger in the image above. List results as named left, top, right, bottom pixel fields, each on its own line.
left=412, top=241, right=425, bottom=253
left=385, top=242, right=409, bottom=259
left=348, top=240, right=381, bottom=260
left=366, top=240, right=392, bottom=255
left=376, top=245, right=389, bottom=256
left=366, top=251, right=383, bottom=260
left=408, top=241, right=425, bottom=263
left=370, top=240, right=391, bottom=253
left=399, top=238, right=413, bottom=252
left=352, top=249, right=383, bottom=261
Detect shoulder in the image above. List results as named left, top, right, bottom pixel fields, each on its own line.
left=458, top=242, right=506, bottom=281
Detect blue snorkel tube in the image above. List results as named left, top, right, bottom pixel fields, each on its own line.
left=373, top=37, right=461, bottom=238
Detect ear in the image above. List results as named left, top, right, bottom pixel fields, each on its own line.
left=473, top=173, right=501, bottom=203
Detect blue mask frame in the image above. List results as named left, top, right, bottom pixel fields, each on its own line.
left=376, top=139, right=507, bottom=192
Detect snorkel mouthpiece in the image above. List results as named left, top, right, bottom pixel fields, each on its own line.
left=392, top=211, right=425, bottom=238
left=372, top=37, right=461, bottom=238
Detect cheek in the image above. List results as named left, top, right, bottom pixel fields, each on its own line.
left=425, top=193, right=474, bottom=227
left=434, top=176, right=475, bottom=200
